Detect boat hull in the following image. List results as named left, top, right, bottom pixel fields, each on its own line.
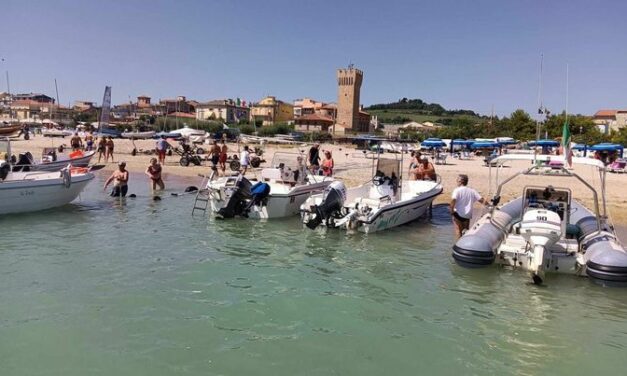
left=0, top=172, right=94, bottom=215
left=121, top=131, right=156, bottom=139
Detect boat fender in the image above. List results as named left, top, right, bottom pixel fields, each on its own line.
left=184, top=186, right=199, bottom=193
left=0, top=162, right=9, bottom=181
left=129, top=194, right=137, bottom=198
left=153, top=196, right=162, bottom=201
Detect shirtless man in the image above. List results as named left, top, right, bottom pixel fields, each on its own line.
left=413, top=156, right=436, bottom=180
left=70, top=133, right=83, bottom=151
left=103, top=161, right=129, bottom=197
left=210, top=140, right=221, bottom=172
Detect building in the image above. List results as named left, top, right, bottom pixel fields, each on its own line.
left=10, top=100, right=72, bottom=123
left=137, top=95, right=151, bottom=108
left=196, top=99, right=250, bottom=123
left=294, top=113, right=335, bottom=132
left=250, top=96, right=294, bottom=126
left=159, top=96, right=196, bottom=114
left=12, top=93, right=55, bottom=104
left=335, top=65, right=370, bottom=134
left=74, top=101, right=96, bottom=111
left=592, top=109, right=627, bottom=133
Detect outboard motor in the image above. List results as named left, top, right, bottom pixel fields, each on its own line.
left=215, top=176, right=253, bottom=219
left=305, top=181, right=347, bottom=229
left=12, top=152, right=34, bottom=172
left=246, top=182, right=271, bottom=211
left=520, top=209, right=562, bottom=284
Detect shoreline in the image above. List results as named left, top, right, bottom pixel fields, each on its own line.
left=9, top=136, right=627, bottom=229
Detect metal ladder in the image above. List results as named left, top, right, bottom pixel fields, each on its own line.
left=191, top=171, right=215, bottom=216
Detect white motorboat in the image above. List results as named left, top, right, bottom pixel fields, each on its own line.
left=301, top=154, right=443, bottom=233
left=0, top=139, right=94, bottom=215
left=452, top=154, right=627, bottom=286
left=196, top=152, right=333, bottom=219
left=170, top=125, right=208, bottom=143
left=121, top=130, right=156, bottom=139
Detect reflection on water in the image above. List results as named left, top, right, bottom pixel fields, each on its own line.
left=0, top=173, right=626, bottom=375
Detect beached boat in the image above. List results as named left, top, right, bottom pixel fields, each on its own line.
left=121, top=130, right=156, bottom=139
left=0, top=139, right=94, bottom=215
left=42, top=128, right=75, bottom=137
left=13, top=147, right=96, bottom=172
left=301, top=154, right=443, bottom=233
left=0, top=123, right=21, bottom=136
left=195, top=152, right=333, bottom=219
left=452, top=154, right=627, bottom=286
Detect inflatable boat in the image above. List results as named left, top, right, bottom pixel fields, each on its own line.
left=452, top=154, right=627, bottom=286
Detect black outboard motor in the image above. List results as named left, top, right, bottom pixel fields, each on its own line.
left=12, top=152, right=34, bottom=172
left=216, top=176, right=253, bottom=219
left=305, top=181, right=347, bottom=229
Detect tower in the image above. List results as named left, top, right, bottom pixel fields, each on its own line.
left=336, top=65, right=363, bottom=132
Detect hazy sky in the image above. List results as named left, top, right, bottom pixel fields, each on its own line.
left=2, top=0, right=626, bottom=116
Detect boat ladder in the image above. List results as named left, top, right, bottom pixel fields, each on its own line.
left=191, top=171, right=215, bottom=216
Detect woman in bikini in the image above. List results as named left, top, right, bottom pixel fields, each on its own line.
left=145, top=157, right=165, bottom=190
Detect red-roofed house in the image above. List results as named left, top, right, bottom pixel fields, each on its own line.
left=295, top=113, right=335, bottom=132
left=593, top=109, right=627, bottom=133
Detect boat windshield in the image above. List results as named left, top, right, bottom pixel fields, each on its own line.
left=375, top=157, right=400, bottom=180
left=271, top=152, right=306, bottom=171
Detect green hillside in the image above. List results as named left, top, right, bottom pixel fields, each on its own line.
left=365, top=98, right=485, bottom=125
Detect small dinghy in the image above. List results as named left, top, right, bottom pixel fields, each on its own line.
left=452, top=154, right=627, bottom=286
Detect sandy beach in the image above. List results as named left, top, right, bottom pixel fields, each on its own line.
left=9, top=135, right=627, bottom=225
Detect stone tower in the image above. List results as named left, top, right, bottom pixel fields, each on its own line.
left=336, top=65, right=363, bottom=132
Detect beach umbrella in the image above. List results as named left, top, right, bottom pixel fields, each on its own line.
left=470, top=141, right=499, bottom=149
left=497, top=139, right=518, bottom=146
left=421, top=138, right=446, bottom=148
left=590, top=143, right=624, bottom=158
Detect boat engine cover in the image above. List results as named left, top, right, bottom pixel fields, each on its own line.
left=520, top=209, right=562, bottom=247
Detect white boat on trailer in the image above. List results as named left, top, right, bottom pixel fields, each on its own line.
left=452, top=154, right=627, bottom=286
left=0, top=139, right=94, bottom=215
left=300, top=153, right=443, bottom=233
left=195, top=152, right=333, bottom=219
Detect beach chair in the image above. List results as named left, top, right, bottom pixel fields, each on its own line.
left=435, top=152, right=447, bottom=165
left=608, top=159, right=626, bottom=173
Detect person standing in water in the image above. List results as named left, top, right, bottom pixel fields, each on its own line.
left=105, top=136, right=115, bottom=163
left=450, top=174, right=488, bottom=240
left=97, top=136, right=107, bottom=163
left=219, top=139, right=228, bottom=175
left=145, top=157, right=165, bottom=190
left=104, top=161, right=129, bottom=197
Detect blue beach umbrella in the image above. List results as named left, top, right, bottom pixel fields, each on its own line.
left=421, top=138, right=446, bottom=148
left=590, top=143, right=624, bottom=158
left=471, top=141, right=499, bottom=149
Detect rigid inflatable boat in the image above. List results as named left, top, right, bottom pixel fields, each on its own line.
left=452, top=154, right=627, bottom=286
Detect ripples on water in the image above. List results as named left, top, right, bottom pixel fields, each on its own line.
left=0, top=175, right=626, bottom=375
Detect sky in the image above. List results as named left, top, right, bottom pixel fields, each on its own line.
left=1, top=0, right=626, bottom=117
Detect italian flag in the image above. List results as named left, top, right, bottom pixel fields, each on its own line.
left=562, top=119, right=572, bottom=167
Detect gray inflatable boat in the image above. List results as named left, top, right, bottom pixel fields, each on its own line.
left=452, top=155, right=627, bottom=286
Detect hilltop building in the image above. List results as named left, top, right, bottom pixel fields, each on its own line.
left=250, top=96, right=293, bottom=126
left=13, top=93, right=55, bottom=104
left=593, top=109, right=627, bottom=133
left=335, top=66, right=371, bottom=134
left=196, top=99, right=250, bottom=123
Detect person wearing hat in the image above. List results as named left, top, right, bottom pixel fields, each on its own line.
left=412, top=155, right=436, bottom=180
left=104, top=161, right=129, bottom=197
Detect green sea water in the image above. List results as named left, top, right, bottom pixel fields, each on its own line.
left=1, top=172, right=626, bottom=375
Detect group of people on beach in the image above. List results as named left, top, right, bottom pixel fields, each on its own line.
left=67, top=132, right=117, bottom=163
